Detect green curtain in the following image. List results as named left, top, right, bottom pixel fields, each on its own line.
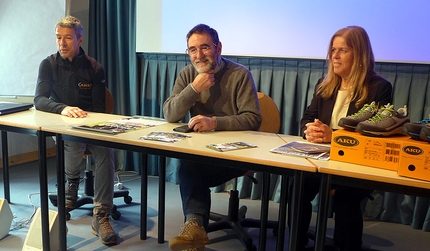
left=137, top=52, right=430, bottom=230
left=88, top=0, right=137, bottom=116
left=88, top=0, right=138, bottom=172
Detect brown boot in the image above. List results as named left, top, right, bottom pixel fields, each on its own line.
left=91, top=212, right=117, bottom=245
left=65, top=178, right=79, bottom=209
left=168, top=219, right=208, bottom=251
left=183, top=247, right=205, bottom=251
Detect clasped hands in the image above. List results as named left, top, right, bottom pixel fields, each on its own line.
left=304, top=119, right=332, bottom=143
left=61, top=106, right=87, bottom=118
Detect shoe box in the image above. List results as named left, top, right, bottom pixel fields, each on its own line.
left=330, top=129, right=408, bottom=171
left=398, top=138, right=430, bottom=182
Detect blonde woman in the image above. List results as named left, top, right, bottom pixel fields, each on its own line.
left=294, top=26, right=392, bottom=251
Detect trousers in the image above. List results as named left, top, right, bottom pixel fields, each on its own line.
left=64, top=141, right=115, bottom=214
left=178, top=159, right=247, bottom=230
left=288, top=172, right=372, bottom=251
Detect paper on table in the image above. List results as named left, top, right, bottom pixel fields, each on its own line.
left=270, top=141, right=330, bottom=160
left=206, top=142, right=257, bottom=152
left=140, top=132, right=191, bottom=142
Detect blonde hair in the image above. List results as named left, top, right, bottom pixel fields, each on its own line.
left=56, top=16, right=83, bottom=38
left=318, top=26, right=375, bottom=107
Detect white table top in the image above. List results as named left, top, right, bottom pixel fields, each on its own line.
left=0, top=109, right=44, bottom=130
left=39, top=111, right=317, bottom=173
left=277, top=132, right=430, bottom=190
left=310, top=158, right=430, bottom=190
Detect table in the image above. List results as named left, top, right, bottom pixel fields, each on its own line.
left=310, top=158, right=430, bottom=251
left=0, top=109, right=54, bottom=251
left=40, top=111, right=317, bottom=251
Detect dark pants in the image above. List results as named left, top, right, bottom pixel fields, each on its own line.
left=288, top=172, right=372, bottom=251
left=178, top=159, right=247, bottom=230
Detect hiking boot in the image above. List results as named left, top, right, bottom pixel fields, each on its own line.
left=356, top=104, right=410, bottom=136
left=65, top=178, right=79, bottom=209
left=403, top=118, right=430, bottom=140
left=183, top=248, right=205, bottom=251
left=91, top=212, right=117, bottom=245
left=168, top=219, right=209, bottom=251
left=420, top=125, right=430, bottom=143
left=338, top=101, right=378, bottom=131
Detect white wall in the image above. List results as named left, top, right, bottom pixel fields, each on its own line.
left=0, top=0, right=66, bottom=96
left=137, top=0, right=430, bottom=64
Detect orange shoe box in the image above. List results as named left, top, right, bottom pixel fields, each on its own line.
left=330, top=129, right=407, bottom=171
left=398, top=138, right=430, bottom=182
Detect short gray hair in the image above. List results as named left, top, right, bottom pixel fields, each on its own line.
left=56, top=16, right=83, bottom=38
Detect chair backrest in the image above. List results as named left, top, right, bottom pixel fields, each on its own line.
left=105, top=87, right=114, bottom=114
left=257, top=92, right=281, bottom=133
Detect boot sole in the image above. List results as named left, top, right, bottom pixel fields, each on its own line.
left=357, top=126, right=404, bottom=137
left=168, top=238, right=209, bottom=251
left=91, top=227, right=118, bottom=245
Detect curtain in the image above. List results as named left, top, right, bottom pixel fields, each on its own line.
left=137, top=53, right=430, bottom=230
left=86, top=0, right=430, bottom=230
left=88, top=0, right=137, bottom=171
left=88, top=0, right=138, bottom=116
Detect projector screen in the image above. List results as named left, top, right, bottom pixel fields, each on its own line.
left=0, top=0, right=66, bottom=96
left=136, top=0, right=430, bottom=64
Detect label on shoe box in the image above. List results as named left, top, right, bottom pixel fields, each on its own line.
left=398, top=138, right=430, bottom=182
left=330, top=129, right=407, bottom=171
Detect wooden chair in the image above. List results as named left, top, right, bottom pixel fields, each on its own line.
left=207, top=92, right=281, bottom=251
left=49, top=87, right=132, bottom=220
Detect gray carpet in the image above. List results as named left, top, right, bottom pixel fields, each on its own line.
left=0, top=157, right=429, bottom=250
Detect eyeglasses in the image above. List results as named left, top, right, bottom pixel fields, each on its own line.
left=186, top=43, right=217, bottom=56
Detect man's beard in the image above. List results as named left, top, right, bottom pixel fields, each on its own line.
left=193, top=57, right=216, bottom=73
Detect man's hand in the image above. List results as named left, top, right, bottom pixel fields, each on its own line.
left=304, top=119, right=332, bottom=143
left=188, top=115, right=216, bottom=132
left=61, top=106, right=88, bottom=118
left=191, top=70, right=215, bottom=93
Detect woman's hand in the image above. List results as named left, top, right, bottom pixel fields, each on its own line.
left=304, top=119, right=332, bottom=143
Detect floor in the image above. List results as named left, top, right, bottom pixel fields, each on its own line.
left=0, top=157, right=429, bottom=251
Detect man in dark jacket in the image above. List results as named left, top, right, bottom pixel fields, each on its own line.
left=34, top=16, right=117, bottom=246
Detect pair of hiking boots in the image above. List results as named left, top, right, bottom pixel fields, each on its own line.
left=402, top=118, right=430, bottom=143
left=338, top=101, right=410, bottom=137
left=66, top=178, right=117, bottom=245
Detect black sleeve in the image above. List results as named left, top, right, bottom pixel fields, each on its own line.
left=34, top=57, right=67, bottom=114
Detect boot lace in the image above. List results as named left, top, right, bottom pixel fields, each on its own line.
left=98, top=216, right=114, bottom=233
left=178, top=219, right=198, bottom=236
left=367, top=104, right=395, bottom=124
left=349, top=102, right=377, bottom=118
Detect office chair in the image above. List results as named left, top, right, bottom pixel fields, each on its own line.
left=49, top=87, right=133, bottom=220
left=207, top=92, right=281, bottom=251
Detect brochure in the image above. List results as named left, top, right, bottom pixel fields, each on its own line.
left=72, top=119, right=158, bottom=134
left=270, top=141, right=331, bottom=160
left=140, top=132, right=192, bottom=143
left=206, top=142, right=257, bottom=152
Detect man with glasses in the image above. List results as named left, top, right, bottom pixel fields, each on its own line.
left=163, top=24, right=262, bottom=251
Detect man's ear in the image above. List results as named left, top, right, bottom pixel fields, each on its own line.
left=216, top=41, right=222, bottom=55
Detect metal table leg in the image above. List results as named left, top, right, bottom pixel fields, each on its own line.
left=314, top=173, right=331, bottom=251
